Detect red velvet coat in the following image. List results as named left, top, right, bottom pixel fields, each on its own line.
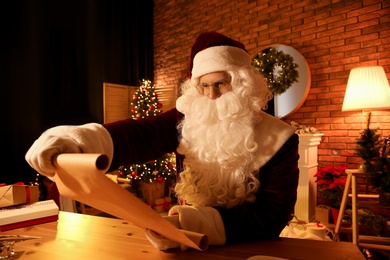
left=103, top=108, right=299, bottom=244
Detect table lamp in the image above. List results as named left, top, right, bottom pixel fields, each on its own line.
left=342, top=66, right=390, bottom=114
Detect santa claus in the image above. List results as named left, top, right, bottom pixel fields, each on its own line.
left=26, top=31, right=299, bottom=250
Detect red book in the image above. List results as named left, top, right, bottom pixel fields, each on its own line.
left=0, top=200, right=59, bottom=231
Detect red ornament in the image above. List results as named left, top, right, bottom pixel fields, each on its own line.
left=157, top=176, right=164, bottom=183
left=119, top=171, right=125, bottom=177
left=131, top=108, right=136, bottom=114
left=168, top=163, right=174, bottom=169
left=131, top=171, right=138, bottom=178
left=133, top=95, right=138, bottom=100
left=157, top=103, right=163, bottom=109
left=149, top=105, right=155, bottom=110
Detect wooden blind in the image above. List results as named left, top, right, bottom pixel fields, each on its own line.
left=103, top=83, right=138, bottom=124
left=154, top=82, right=178, bottom=112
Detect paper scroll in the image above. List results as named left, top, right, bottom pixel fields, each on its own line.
left=53, top=153, right=207, bottom=251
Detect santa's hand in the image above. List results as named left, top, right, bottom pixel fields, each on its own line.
left=145, top=206, right=226, bottom=251
left=169, top=205, right=226, bottom=247
left=25, top=123, right=113, bottom=177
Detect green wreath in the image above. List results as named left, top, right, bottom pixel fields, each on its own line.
left=252, top=47, right=299, bottom=95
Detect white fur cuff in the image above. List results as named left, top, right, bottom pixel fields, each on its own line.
left=191, top=46, right=251, bottom=80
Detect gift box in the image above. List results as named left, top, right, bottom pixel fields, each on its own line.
left=153, top=197, right=172, bottom=213
left=0, top=199, right=59, bottom=231
left=315, top=205, right=331, bottom=224
left=139, top=181, right=165, bottom=204
left=0, top=185, right=39, bottom=208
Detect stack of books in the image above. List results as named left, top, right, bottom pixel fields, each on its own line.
left=0, top=199, right=59, bottom=231
left=0, top=184, right=59, bottom=231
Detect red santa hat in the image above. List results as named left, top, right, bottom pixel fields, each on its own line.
left=189, top=32, right=252, bottom=80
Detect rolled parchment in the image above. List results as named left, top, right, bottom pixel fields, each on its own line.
left=54, top=153, right=208, bottom=251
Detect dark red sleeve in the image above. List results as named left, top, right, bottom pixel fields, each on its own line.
left=103, top=108, right=183, bottom=172
left=215, top=133, right=299, bottom=244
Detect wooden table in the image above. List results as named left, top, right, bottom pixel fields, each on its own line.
left=2, top=211, right=365, bottom=260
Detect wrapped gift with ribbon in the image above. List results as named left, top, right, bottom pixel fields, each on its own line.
left=0, top=183, right=39, bottom=208
left=153, top=197, right=172, bottom=213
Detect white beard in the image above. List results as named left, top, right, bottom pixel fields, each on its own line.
left=175, top=73, right=270, bottom=208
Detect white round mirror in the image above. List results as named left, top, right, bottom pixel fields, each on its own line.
left=252, top=44, right=311, bottom=118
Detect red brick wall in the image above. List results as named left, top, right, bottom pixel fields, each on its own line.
left=153, top=0, right=390, bottom=170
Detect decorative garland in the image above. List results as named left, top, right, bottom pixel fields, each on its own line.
left=252, top=47, right=299, bottom=95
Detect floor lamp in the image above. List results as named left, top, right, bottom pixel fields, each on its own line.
left=342, top=66, right=390, bottom=127
left=338, top=66, right=390, bottom=248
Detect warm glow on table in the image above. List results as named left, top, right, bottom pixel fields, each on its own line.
left=1, top=211, right=365, bottom=260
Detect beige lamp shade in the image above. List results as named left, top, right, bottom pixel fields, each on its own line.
left=342, top=66, right=390, bottom=111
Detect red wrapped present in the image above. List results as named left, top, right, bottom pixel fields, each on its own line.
left=153, top=197, right=172, bottom=213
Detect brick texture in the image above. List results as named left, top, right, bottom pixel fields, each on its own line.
left=153, top=0, right=390, bottom=171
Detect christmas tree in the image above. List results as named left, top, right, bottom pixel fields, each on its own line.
left=118, top=79, right=176, bottom=185
left=372, top=134, right=390, bottom=192
left=130, top=79, right=163, bottom=119
left=354, top=113, right=382, bottom=175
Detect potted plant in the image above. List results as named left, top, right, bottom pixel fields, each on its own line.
left=315, top=164, right=347, bottom=223
left=354, top=115, right=390, bottom=205
left=342, top=208, right=387, bottom=236
left=354, top=114, right=382, bottom=176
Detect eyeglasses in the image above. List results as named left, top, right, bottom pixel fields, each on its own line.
left=196, top=80, right=232, bottom=96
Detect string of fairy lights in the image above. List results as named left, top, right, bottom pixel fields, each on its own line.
left=119, top=153, right=176, bottom=183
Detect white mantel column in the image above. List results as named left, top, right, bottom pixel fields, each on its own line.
left=294, top=133, right=324, bottom=222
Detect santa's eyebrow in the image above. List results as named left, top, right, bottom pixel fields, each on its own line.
left=199, top=76, right=231, bottom=85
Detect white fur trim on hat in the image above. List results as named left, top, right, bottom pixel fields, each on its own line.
left=191, top=46, right=251, bottom=80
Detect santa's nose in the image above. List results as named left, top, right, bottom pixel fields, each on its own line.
left=207, top=87, right=221, bottom=99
